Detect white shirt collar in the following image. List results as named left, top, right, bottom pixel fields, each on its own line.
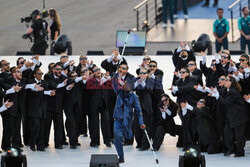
left=34, top=78, right=41, bottom=83
left=53, top=74, right=59, bottom=79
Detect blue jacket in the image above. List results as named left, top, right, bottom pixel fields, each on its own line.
left=113, top=73, right=144, bottom=139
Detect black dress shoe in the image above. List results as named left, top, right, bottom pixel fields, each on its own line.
left=105, top=143, right=111, bottom=148
left=83, top=133, right=88, bottom=137
left=234, top=153, right=245, bottom=157
left=30, top=146, right=36, bottom=151
left=37, top=148, right=46, bottom=151
left=70, top=145, right=77, bottom=149
left=19, top=144, right=24, bottom=148
left=202, top=3, right=209, bottom=7
left=119, top=159, right=124, bottom=163
left=212, top=3, right=218, bottom=7
left=63, top=141, right=68, bottom=145
left=76, top=143, right=81, bottom=146
left=90, top=143, right=99, bottom=147
left=55, top=146, right=63, bottom=149
left=136, top=145, right=141, bottom=149
left=44, top=144, right=49, bottom=148
left=224, top=150, right=234, bottom=156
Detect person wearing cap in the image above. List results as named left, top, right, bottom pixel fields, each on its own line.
left=112, top=73, right=146, bottom=163
left=213, top=8, right=230, bottom=53
left=238, top=7, right=250, bottom=54
left=25, top=9, right=49, bottom=55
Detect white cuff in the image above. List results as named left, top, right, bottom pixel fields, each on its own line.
left=150, top=74, right=155, bottom=79
left=107, top=54, right=114, bottom=63
left=215, top=54, right=220, bottom=64
left=20, top=65, right=28, bottom=72
left=44, top=90, right=52, bottom=95
left=69, top=66, right=74, bottom=72
left=82, top=80, right=87, bottom=84
left=63, top=62, right=69, bottom=68
left=75, top=77, right=82, bottom=83
left=6, top=87, right=15, bottom=95
left=182, top=108, right=187, bottom=116
left=66, top=85, right=72, bottom=90
left=177, top=46, right=182, bottom=53
left=246, top=99, right=250, bottom=104
left=186, top=103, right=193, bottom=111
left=172, top=86, right=178, bottom=93
left=166, top=109, right=171, bottom=116
left=25, top=83, right=36, bottom=89
left=185, top=45, right=190, bottom=51
left=0, top=105, right=7, bottom=112
left=205, top=87, right=212, bottom=94
left=201, top=56, right=207, bottom=65
left=57, top=82, right=66, bottom=88
left=61, top=71, right=67, bottom=77
left=196, top=85, right=205, bottom=93
left=161, top=112, right=166, bottom=119
left=134, top=81, right=139, bottom=88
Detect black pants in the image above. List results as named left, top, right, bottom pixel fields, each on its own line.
left=22, top=114, right=30, bottom=145
left=65, top=104, right=80, bottom=145
left=89, top=105, right=110, bottom=145
left=1, top=115, right=20, bottom=150
left=134, top=110, right=153, bottom=149
left=224, top=122, right=247, bottom=155
left=29, top=117, right=45, bottom=149
left=44, top=111, right=64, bottom=147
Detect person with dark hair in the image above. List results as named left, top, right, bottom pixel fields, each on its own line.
left=59, top=54, right=76, bottom=76
left=64, top=71, right=85, bottom=149
left=210, top=76, right=249, bottom=157
left=200, top=52, right=226, bottom=87
left=182, top=99, right=221, bottom=154
left=112, top=73, right=146, bottom=163
left=136, top=56, right=151, bottom=76
left=44, top=62, right=67, bottom=149
left=238, top=7, right=250, bottom=54
left=133, top=68, right=154, bottom=151
left=172, top=42, right=196, bottom=72
left=0, top=60, right=11, bottom=81
left=213, top=8, right=230, bottom=53
left=26, top=69, right=50, bottom=151
left=86, top=66, right=111, bottom=148
left=48, top=8, right=62, bottom=55
left=101, top=49, right=127, bottom=141
left=152, top=94, right=180, bottom=151
left=24, top=9, right=49, bottom=55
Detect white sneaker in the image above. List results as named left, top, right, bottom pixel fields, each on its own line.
left=162, top=23, right=167, bottom=28
left=184, top=15, right=189, bottom=20
left=170, top=23, right=175, bottom=29
left=173, top=14, right=178, bottom=19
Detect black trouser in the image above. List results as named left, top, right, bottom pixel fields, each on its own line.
left=22, top=114, right=30, bottom=145
left=182, top=115, right=198, bottom=149
left=65, top=104, right=80, bottom=145
left=29, top=116, right=45, bottom=149
left=134, top=110, right=152, bottom=148
left=153, top=125, right=166, bottom=150
left=1, top=115, right=20, bottom=150
left=89, top=105, right=110, bottom=145
left=103, top=89, right=116, bottom=140
left=205, top=0, right=218, bottom=4
left=79, top=108, right=88, bottom=135
left=224, top=122, right=247, bottom=155
left=44, top=111, right=64, bottom=147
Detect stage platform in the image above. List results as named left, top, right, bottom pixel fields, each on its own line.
left=0, top=55, right=249, bottom=167
left=147, top=19, right=240, bottom=43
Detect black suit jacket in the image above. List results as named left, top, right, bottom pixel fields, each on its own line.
left=44, top=73, right=66, bottom=113
left=101, top=58, right=127, bottom=77
left=26, top=79, right=48, bottom=118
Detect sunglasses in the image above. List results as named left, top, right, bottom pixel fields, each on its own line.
left=81, top=69, right=88, bottom=73
left=239, top=66, right=244, bottom=69
left=120, top=67, right=127, bottom=70
left=93, top=68, right=101, bottom=72
left=71, top=75, right=78, bottom=78
left=20, top=61, right=26, bottom=65
left=221, top=56, right=228, bottom=59
left=139, top=72, right=147, bottom=75
left=188, top=63, right=195, bottom=66
left=225, top=78, right=229, bottom=81
left=55, top=68, right=62, bottom=71
left=179, top=71, right=186, bottom=74
left=211, top=64, right=216, bottom=67
left=149, top=65, right=156, bottom=68
left=80, top=57, right=87, bottom=60
left=219, top=78, right=225, bottom=81
left=199, top=100, right=205, bottom=103
left=239, top=59, right=246, bottom=62
left=61, top=56, right=69, bottom=58
left=162, top=99, right=168, bottom=103
left=143, top=58, right=150, bottom=61
left=16, top=71, right=22, bottom=73
left=36, top=72, right=43, bottom=75
left=3, top=63, right=10, bottom=66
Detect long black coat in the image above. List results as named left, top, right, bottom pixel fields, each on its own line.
left=193, top=106, right=219, bottom=146
left=219, top=88, right=249, bottom=128
left=26, top=79, right=48, bottom=118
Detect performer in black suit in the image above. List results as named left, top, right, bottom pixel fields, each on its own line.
left=87, top=66, right=111, bottom=147
left=44, top=62, right=67, bottom=149
left=27, top=68, right=51, bottom=151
